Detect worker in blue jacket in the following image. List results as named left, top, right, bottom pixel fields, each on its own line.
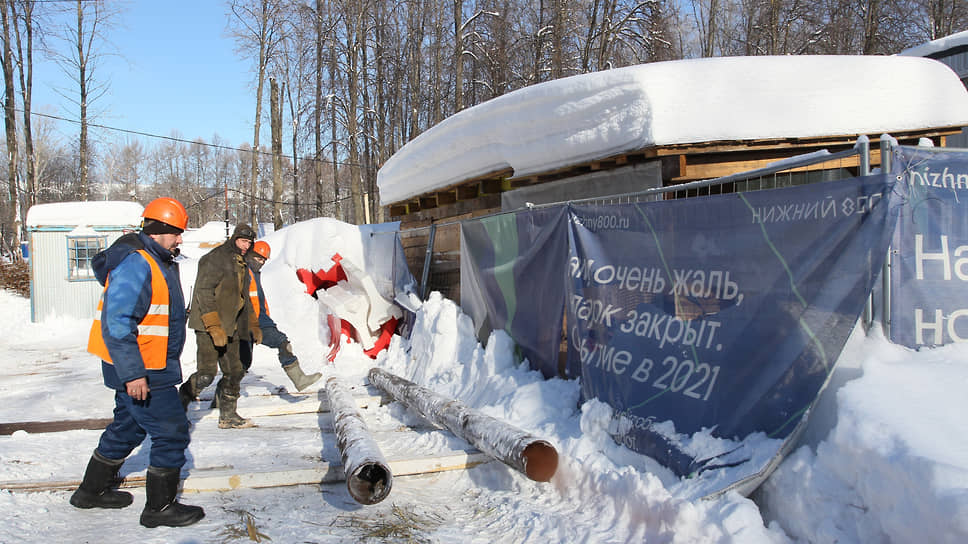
left=71, top=197, right=204, bottom=529
left=240, top=240, right=322, bottom=391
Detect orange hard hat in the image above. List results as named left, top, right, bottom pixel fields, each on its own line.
left=142, top=197, right=188, bottom=231
left=252, top=240, right=271, bottom=260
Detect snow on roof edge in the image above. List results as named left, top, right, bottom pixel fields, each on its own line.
left=377, top=55, right=968, bottom=205
left=899, top=30, right=968, bottom=58
left=26, top=201, right=144, bottom=228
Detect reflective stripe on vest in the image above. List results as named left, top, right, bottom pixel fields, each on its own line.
left=87, top=249, right=171, bottom=370
left=248, top=269, right=269, bottom=318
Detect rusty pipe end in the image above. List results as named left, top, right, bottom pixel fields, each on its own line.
left=522, top=440, right=558, bottom=482
left=347, top=461, right=393, bottom=505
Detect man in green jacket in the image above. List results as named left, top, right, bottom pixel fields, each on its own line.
left=180, top=224, right=262, bottom=429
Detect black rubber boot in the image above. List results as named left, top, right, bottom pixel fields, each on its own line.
left=139, top=466, right=205, bottom=528
left=208, top=379, right=223, bottom=409
left=69, top=451, right=133, bottom=509
left=178, top=379, right=196, bottom=412
left=218, top=393, right=255, bottom=429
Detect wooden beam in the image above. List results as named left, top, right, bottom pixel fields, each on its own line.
left=0, top=418, right=113, bottom=435
left=0, top=451, right=493, bottom=493
left=437, top=190, right=458, bottom=205
left=419, top=195, right=439, bottom=210
left=480, top=179, right=503, bottom=194
left=456, top=184, right=480, bottom=200
left=187, top=394, right=384, bottom=420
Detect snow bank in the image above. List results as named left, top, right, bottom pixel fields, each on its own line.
left=376, top=292, right=789, bottom=542
left=758, top=328, right=968, bottom=543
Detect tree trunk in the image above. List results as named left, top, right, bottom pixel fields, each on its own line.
left=0, top=0, right=19, bottom=253
left=329, top=41, right=340, bottom=220
left=12, top=0, right=34, bottom=218
left=270, top=77, right=283, bottom=229
left=76, top=0, right=88, bottom=199
left=453, top=0, right=463, bottom=112
left=314, top=0, right=324, bottom=217
left=286, top=76, right=299, bottom=223
left=345, top=14, right=364, bottom=225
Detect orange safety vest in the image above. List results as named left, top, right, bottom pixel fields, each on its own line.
left=248, top=269, right=268, bottom=318
left=87, top=249, right=170, bottom=370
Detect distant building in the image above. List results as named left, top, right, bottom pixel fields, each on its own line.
left=900, top=30, right=968, bottom=147
left=25, top=201, right=143, bottom=323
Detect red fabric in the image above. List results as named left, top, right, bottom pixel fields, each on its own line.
left=295, top=268, right=321, bottom=295
left=363, top=317, right=398, bottom=359
left=340, top=319, right=356, bottom=343
left=299, top=253, right=395, bottom=362
left=326, top=314, right=342, bottom=362
left=295, top=253, right=347, bottom=295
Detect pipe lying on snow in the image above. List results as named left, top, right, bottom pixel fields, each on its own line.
left=367, top=368, right=558, bottom=482
left=325, top=376, right=393, bottom=504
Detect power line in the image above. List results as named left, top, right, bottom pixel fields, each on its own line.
left=187, top=185, right=355, bottom=211
left=21, top=108, right=377, bottom=171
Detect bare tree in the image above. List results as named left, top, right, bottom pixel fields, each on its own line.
left=230, top=0, right=284, bottom=226
left=1, top=0, right=21, bottom=253
left=45, top=0, right=120, bottom=200
left=11, top=0, right=37, bottom=215
left=269, top=76, right=283, bottom=229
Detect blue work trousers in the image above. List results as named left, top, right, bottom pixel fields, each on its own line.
left=95, top=385, right=191, bottom=469
left=241, top=325, right=296, bottom=372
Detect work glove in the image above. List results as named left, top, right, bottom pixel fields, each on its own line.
left=201, top=311, right=228, bottom=347
left=249, top=312, right=263, bottom=344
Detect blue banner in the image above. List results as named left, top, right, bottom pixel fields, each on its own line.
left=460, top=206, right=570, bottom=379
left=890, top=147, right=968, bottom=347
left=566, top=175, right=898, bottom=475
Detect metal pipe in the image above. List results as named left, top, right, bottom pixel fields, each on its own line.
left=325, top=376, right=393, bottom=504
left=880, top=135, right=894, bottom=337
left=420, top=223, right=437, bottom=300
left=858, top=135, right=873, bottom=330
left=368, top=368, right=559, bottom=482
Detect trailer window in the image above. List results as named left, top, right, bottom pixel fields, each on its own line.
left=68, top=236, right=106, bottom=281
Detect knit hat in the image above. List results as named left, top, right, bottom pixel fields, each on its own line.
left=142, top=218, right=184, bottom=235
left=232, top=224, right=256, bottom=241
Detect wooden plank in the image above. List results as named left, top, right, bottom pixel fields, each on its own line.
left=480, top=179, right=503, bottom=194
left=456, top=184, right=479, bottom=200
left=0, top=451, right=492, bottom=493
left=187, top=394, right=384, bottom=420
left=0, top=418, right=113, bottom=435
left=184, top=451, right=491, bottom=493
left=671, top=153, right=865, bottom=182
left=437, top=190, right=458, bottom=205
left=0, top=394, right=384, bottom=435
left=398, top=194, right=501, bottom=223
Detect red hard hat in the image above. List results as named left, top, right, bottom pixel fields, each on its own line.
left=142, top=197, right=188, bottom=231
left=252, top=240, right=271, bottom=260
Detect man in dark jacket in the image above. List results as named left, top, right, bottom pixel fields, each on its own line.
left=72, top=197, right=204, bottom=529
left=180, top=223, right=261, bottom=429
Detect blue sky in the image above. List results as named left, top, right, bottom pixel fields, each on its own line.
left=32, top=0, right=257, bottom=149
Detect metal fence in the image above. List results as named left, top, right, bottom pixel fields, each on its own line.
left=394, top=135, right=895, bottom=326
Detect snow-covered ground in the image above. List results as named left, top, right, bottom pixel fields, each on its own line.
left=1, top=229, right=966, bottom=543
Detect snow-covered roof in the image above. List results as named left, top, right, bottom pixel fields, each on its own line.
left=378, top=55, right=968, bottom=205
left=25, top=201, right=143, bottom=228
left=899, top=30, right=968, bottom=58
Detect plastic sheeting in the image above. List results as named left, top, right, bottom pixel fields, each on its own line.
left=890, top=146, right=968, bottom=347
left=460, top=173, right=900, bottom=476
